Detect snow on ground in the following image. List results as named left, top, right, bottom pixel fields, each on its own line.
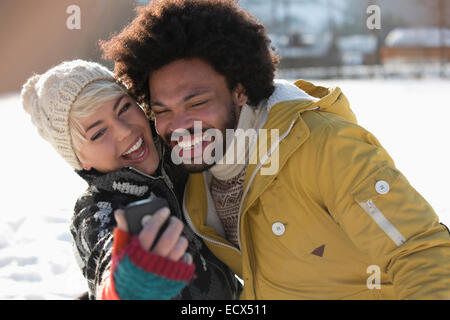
left=0, top=93, right=88, bottom=299
left=0, top=79, right=449, bottom=300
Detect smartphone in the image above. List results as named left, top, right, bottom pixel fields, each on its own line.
left=124, top=197, right=170, bottom=249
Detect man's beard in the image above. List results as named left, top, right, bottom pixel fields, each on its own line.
left=163, top=102, right=239, bottom=173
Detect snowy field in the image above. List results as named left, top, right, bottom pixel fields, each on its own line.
left=0, top=79, right=449, bottom=300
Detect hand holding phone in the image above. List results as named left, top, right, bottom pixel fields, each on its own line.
left=124, top=198, right=169, bottom=236
left=114, top=198, right=189, bottom=261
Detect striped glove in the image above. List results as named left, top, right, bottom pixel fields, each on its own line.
left=102, top=228, right=196, bottom=300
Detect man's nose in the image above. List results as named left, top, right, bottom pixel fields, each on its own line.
left=167, top=112, right=195, bottom=134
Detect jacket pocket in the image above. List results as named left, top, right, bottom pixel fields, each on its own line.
left=257, top=185, right=320, bottom=259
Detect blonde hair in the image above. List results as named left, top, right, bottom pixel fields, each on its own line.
left=68, top=80, right=128, bottom=160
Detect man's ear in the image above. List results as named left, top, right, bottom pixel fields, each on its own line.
left=232, top=83, right=248, bottom=107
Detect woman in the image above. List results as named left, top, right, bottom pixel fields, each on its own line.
left=21, top=60, right=240, bottom=300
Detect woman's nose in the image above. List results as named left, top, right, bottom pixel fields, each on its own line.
left=114, top=119, right=132, bottom=141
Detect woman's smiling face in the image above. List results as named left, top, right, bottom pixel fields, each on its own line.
left=75, top=95, right=159, bottom=175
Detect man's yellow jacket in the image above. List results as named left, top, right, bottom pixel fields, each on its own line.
left=182, top=80, right=450, bottom=299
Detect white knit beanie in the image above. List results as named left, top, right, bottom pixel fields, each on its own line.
left=21, top=60, right=116, bottom=170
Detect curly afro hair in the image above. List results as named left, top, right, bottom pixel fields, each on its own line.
left=100, top=0, right=279, bottom=112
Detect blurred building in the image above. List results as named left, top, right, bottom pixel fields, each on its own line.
left=381, top=27, right=450, bottom=64
left=241, top=0, right=449, bottom=77
left=337, top=34, right=378, bottom=65
left=0, top=0, right=137, bottom=94
left=275, top=32, right=342, bottom=68
left=1, top=0, right=449, bottom=90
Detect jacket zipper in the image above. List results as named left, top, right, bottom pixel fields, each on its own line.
left=236, top=117, right=298, bottom=250
left=127, top=166, right=160, bottom=181
left=182, top=193, right=241, bottom=254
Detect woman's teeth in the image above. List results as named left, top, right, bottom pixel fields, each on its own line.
left=122, top=137, right=143, bottom=156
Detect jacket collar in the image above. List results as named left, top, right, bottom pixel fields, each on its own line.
left=293, top=79, right=358, bottom=124
left=75, top=166, right=165, bottom=195
left=241, top=99, right=314, bottom=215
left=241, top=79, right=357, bottom=213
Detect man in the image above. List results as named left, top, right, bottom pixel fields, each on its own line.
left=101, top=0, right=450, bottom=299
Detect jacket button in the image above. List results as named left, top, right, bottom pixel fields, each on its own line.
left=375, top=180, right=390, bottom=195
left=272, top=222, right=285, bottom=236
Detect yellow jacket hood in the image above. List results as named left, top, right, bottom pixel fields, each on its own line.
left=293, top=79, right=358, bottom=124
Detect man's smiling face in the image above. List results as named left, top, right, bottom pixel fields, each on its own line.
left=149, top=58, right=248, bottom=172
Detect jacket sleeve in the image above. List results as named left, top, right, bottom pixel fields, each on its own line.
left=71, top=191, right=115, bottom=299
left=312, top=115, right=450, bottom=299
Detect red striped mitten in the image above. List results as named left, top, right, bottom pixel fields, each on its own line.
left=101, top=228, right=195, bottom=300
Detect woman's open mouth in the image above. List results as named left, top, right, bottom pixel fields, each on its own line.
left=121, top=136, right=148, bottom=162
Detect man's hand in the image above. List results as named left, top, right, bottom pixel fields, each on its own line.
left=114, top=208, right=192, bottom=263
